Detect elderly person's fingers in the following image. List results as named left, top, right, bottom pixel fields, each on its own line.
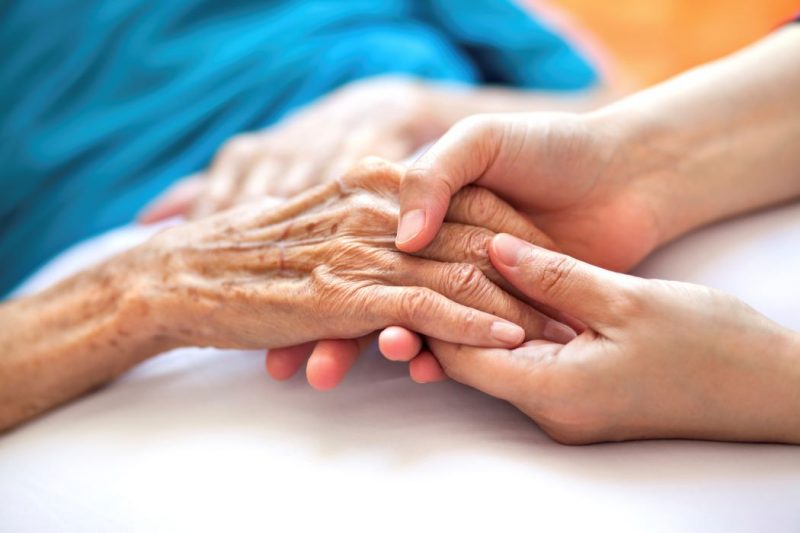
left=378, top=327, right=447, bottom=383
left=409, top=351, right=447, bottom=383
left=413, top=223, right=582, bottom=331
left=233, top=158, right=285, bottom=205
left=138, top=175, right=204, bottom=224
left=192, top=134, right=260, bottom=218
left=369, top=285, right=524, bottom=348
left=306, top=335, right=375, bottom=391
left=266, top=336, right=373, bottom=388
left=266, top=342, right=315, bottom=381
left=399, top=256, right=574, bottom=343
left=379, top=326, right=422, bottom=361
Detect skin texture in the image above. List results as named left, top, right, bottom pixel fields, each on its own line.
left=0, top=158, right=571, bottom=432
left=281, top=27, right=800, bottom=445
left=139, top=76, right=611, bottom=223
left=137, top=78, right=611, bottom=386
left=429, top=234, right=800, bottom=445
left=379, top=27, right=800, bottom=442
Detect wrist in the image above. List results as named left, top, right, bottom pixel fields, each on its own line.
left=726, top=323, right=800, bottom=444
left=113, top=244, right=184, bottom=353
left=586, top=102, right=708, bottom=247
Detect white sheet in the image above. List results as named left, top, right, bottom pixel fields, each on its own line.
left=2, top=204, right=799, bottom=532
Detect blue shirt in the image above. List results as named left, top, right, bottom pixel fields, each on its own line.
left=0, top=0, right=597, bottom=295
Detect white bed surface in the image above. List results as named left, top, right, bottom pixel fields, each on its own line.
left=1, top=204, right=799, bottom=532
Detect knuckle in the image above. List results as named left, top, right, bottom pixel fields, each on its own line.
left=535, top=255, right=576, bottom=300
left=452, top=186, right=493, bottom=222
left=344, top=157, right=401, bottom=191
left=465, top=229, right=491, bottom=261
left=450, top=263, right=484, bottom=291
left=398, top=288, right=435, bottom=324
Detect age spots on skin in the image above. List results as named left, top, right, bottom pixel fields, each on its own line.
left=279, top=222, right=294, bottom=241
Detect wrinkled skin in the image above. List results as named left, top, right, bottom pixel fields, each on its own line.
left=380, top=111, right=668, bottom=383
left=142, top=158, right=567, bottom=352
left=2, top=157, right=573, bottom=431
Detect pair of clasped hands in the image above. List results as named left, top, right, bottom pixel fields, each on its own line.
left=270, top=115, right=797, bottom=445
left=140, top=29, right=800, bottom=444
left=145, top=110, right=799, bottom=445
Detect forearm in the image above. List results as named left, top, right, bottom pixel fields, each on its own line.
left=425, top=83, right=614, bottom=132
left=0, top=250, right=173, bottom=431
left=595, top=26, right=800, bottom=244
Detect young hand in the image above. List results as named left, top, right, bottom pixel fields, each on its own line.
left=420, top=234, right=800, bottom=444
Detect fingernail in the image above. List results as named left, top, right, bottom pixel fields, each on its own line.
left=396, top=209, right=426, bottom=244
left=490, top=321, right=525, bottom=345
left=493, top=233, right=531, bottom=267
left=543, top=321, right=577, bottom=344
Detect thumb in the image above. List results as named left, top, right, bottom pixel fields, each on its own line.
left=396, top=116, right=502, bottom=252
left=490, top=233, right=637, bottom=328
left=138, top=175, right=204, bottom=224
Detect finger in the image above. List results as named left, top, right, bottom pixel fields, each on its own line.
left=322, top=150, right=360, bottom=187
left=266, top=342, right=315, bottom=381
left=244, top=179, right=341, bottom=229
left=379, top=326, right=422, bottom=362
left=398, top=255, right=575, bottom=343
left=396, top=116, right=500, bottom=252
left=234, top=158, right=284, bottom=205
left=138, top=175, right=204, bottom=224
left=490, top=233, right=638, bottom=328
left=427, top=337, right=561, bottom=402
left=413, top=223, right=574, bottom=336
left=446, top=186, right=557, bottom=250
left=306, top=335, right=374, bottom=391
left=268, top=158, right=319, bottom=198
left=193, top=135, right=259, bottom=218
left=409, top=351, right=447, bottom=383
left=337, top=156, right=405, bottom=197
left=373, top=285, right=525, bottom=348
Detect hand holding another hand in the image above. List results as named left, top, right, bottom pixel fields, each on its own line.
left=423, top=234, right=800, bottom=444
left=137, top=158, right=566, bottom=358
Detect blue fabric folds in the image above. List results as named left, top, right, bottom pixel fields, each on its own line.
left=0, top=0, right=596, bottom=295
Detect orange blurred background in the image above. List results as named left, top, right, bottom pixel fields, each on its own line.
left=535, top=0, right=798, bottom=88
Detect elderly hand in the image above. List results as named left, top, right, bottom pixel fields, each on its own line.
left=137, top=159, right=569, bottom=353
left=139, top=77, right=444, bottom=223
left=301, top=111, right=662, bottom=386
left=420, top=234, right=800, bottom=444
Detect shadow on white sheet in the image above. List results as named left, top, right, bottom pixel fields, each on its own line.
left=1, top=205, right=799, bottom=532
